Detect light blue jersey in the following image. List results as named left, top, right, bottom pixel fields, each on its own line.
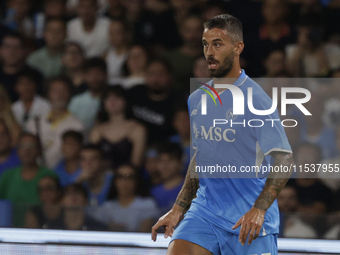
left=188, top=70, right=292, bottom=237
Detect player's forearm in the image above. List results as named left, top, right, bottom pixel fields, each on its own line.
left=173, top=153, right=199, bottom=213
left=254, top=152, right=294, bottom=211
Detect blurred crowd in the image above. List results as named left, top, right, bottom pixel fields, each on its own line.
left=0, top=0, right=340, bottom=239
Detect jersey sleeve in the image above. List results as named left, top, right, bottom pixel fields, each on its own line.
left=251, top=89, right=292, bottom=156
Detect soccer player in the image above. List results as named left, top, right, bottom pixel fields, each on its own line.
left=151, top=14, right=294, bottom=255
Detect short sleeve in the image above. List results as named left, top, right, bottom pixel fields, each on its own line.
left=251, top=90, right=292, bottom=156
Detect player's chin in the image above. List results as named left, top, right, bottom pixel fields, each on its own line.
left=208, top=69, right=217, bottom=76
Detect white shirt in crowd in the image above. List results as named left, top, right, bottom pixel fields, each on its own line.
left=89, top=197, right=160, bottom=232
left=27, top=111, right=84, bottom=169
left=11, top=96, right=51, bottom=131
left=67, top=17, right=110, bottom=57
left=283, top=215, right=317, bottom=239
left=106, top=47, right=127, bottom=85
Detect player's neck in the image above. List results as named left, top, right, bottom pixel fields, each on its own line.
left=213, top=67, right=242, bottom=87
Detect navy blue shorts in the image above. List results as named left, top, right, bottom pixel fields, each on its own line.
left=171, top=211, right=278, bottom=255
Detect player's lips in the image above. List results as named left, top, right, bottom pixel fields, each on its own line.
left=208, top=61, right=218, bottom=69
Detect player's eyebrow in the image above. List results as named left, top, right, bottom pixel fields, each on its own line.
left=202, top=38, right=223, bottom=43
left=212, top=38, right=223, bottom=43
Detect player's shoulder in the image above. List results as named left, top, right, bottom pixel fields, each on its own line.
left=243, top=76, right=271, bottom=100
left=188, top=79, right=213, bottom=102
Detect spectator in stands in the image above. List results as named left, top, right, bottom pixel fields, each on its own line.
left=69, top=58, right=107, bottom=132
left=278, top=185, right=317, bottom=238
left=67, top=0, right=110, bottom=57
left=27, top=76, right=84, bottom=169
left=124, top=0, right=143, bottom=31
left=61, top=42, right=86, bottom=95
left=289, top=143, right=333, bottom=214
left=24, top=176, right=62, bottom=228
left=0, top=86, right=21, bottom=144
left=105, top=0, right=125, bottom=20
left=121, top=45, right=149, bottom=89
left=11, top=72, right=50, bottom=130
left=47, top=183, right=108, bottom=231
left=90, top=164, right=159, bottom=232
left=201, top=0, right=227, bottom=22
left=163, top=15, right=203, bottom=92
left=0, top=32, right=43, bottom=102
left=33, top=0, right=67, bottom=43
left=0, top=132, right=57, bottom=205
left=4, top=0, right=34, bottom=38
left=263, top=50, right=287, bottom=77
left=193, top=56, right=210, bottom=78
left=143, top=146, right=162, bottom=187
left=243, top=0, right=296, bottom=77
left=90, top=86, right=146, bottom=169
left=0, top=120, right=20, bottom=176
left=319, top=125, right=340, bottom=191
left=129, top=59, right=179, bottom=145
left=54, top=130, right=83, bottom=187
left=286, top=21, right=340, bottom=77
left=106, top=19, right=129, bottom=85
left=301, top=94, right=337, bottom=159
left=133, top=0, right=181, bottom=50
left=170, top=106, right=190, bottom=175
left=151, top=142, right=184, bottom=214
left=170, top=0, right=200, bottom=26
left=27, top=18, right=66, bottom=78
left=76, top=145, right=113, bottom=206
left=322, top=69, right=340, bottom=128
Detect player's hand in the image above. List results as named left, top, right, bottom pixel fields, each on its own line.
left=151, top=206, right=183, bottom=242
left=231, top=206, right=265, bottom=245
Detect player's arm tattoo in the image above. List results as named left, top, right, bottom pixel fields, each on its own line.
left=175, top=152, right=199, bottom=211
left=254, top=152, right=294, bottom=211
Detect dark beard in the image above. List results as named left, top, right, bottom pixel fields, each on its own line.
left=208, top=51, right=234, bottom=78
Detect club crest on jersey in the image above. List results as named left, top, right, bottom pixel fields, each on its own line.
left=226, top=108, right=238, bottom=121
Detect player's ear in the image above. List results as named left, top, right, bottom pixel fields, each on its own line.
left=234, top=41, right=244, bottom=56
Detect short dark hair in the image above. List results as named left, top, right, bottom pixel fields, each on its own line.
left=44, top=17, right=67, bottom=31
left=146, top=58, right=172, bottom=74
left=158, top=142, right=183, bottom=161
left=203, top=14, right=243, bottom=43
left=81, top=144, right=103, bottom=158
left=62, top=130, right=84, bottom=144
left=82, top=57, right=107, bottom=73
left=63, top=183, right=89, bottom=200
left=16, top=70, right=38, bottom=86
left=18, top=132, right=42, bottom=151
left=46, top=75, right=73, bottom=95
left=1, top=31, right=26, bottom=47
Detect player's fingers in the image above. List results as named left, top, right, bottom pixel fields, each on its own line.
left=232, top=217, right=242, bottom=229
left=151, top=220, right=164, bottom=241
left=170, top=228, right=175, bottom=237
left=254, top=224, right=261, bottom=240
left=239, top=221, right=247, bottom=245
left=247, top=225, right=257, bottom=245
left=164, top=224, right=174, bottom=238
left=242, top=223, right=251, bottom=246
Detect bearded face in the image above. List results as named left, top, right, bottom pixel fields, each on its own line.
left=207, top=49, right=234, bottom=78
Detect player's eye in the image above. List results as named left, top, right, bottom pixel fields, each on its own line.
left=214, top=43, right=220, bottom=47
left=202, top=43, right=208, bottom=47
